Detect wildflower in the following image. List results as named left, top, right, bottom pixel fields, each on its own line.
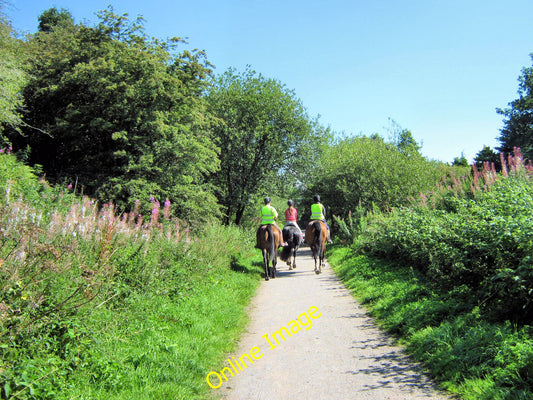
left=163, top=198, right=171, bottom=220
left=419, top=193, right=427, bottom=207
left=67, top=183, right=73, bottom=190
left=151, top=201, right=160, bottom=226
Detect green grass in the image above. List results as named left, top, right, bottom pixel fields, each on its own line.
left=59, top=227, right=263, bottom=400
left=68, top=256, right=262, bottom=399
left=327, top=245, right=533, bottom=400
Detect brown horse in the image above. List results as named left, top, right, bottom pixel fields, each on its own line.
left=256, top=224, right=283, bottom=280
left=305, top=220, right=328, bottom=274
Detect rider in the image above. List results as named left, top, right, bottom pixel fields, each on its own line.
left=258, top=197, right=287, bottom=247
left=310, top=194, right=333, bottom=244
left=284, top=200, right=304, bottom=244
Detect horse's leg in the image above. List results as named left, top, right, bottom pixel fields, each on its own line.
left=319, top=244, right=325, bottom=274
left=263, top=249, right=270, bottom=281
left=291, top=247, right=297, bottom=270
left=287, top=247, right=293, bottom=270
left=312, top=245, right=319, bottom=274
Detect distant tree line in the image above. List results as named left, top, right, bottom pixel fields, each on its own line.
left=1, top=4, right=533, bottom=224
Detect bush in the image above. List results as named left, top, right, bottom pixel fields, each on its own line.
left=357, top=151, right=533, bottom=324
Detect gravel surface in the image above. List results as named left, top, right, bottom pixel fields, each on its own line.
left=216, top=247, right=453, bottom=400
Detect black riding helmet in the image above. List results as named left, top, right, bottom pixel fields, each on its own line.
left=287, top=199, right=294, bottom=207
left=313, top=195, right=320, bottom=202
left=264, top=197, right=271, bottom=204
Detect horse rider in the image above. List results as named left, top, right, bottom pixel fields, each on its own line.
left=258, top=197, right=287, bottom=247
left=284, top=200, right=304, bottom=245
left=310, top=194, right=333, bottom=244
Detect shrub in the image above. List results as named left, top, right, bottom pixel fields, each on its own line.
left=357, top=150, right=533, bottom=323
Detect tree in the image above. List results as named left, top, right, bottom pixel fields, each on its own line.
left=474, top=145, right=500, bottom=170
left=496, top=53, right=533, bottom=160
left=387, top=119, right=422, bottom=157
left=0, top=2, right=27, bottom=138
left=10, top=7, right=220, bottom=222
left=37, top=7, right=74, bottom=32
left=307, top=135, right=448, bottom=218
left=207, top=67, right=326, bottom=225
left=452, top=153, right=469, bottom=167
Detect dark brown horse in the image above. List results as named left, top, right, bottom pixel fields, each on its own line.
left=256, top=224, right=283, bottom=280
left=280, top=224, right=302, bottom=270
left=305, top=220, right=328, bottom=274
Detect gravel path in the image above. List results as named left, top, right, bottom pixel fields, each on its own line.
left=216, top=247, right=452, bottom=400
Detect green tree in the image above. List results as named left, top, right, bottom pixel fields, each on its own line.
left=0, top=2, right=27, bottom=137
left=452, top=153, right=469, bottom=167
left=37, top=6, right=74, bottom=32
left=307, top=135, right=448, bottom=218
left=207, top=67, right=326, bottom=225
left=10, top=7, right=220, bottom=222
left=474, top=145, right=501, bottom=170
left=387, top=119, right=422, bottom=157
left=497, top=53, right=533, bottom=159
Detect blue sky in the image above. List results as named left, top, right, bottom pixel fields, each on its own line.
left=6, top=0, right=533, bottom=163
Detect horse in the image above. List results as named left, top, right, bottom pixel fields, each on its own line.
left=305, top=220, right=328, bottom=274
left=280, top=224, right=302, bottom=270
left=256, top=224, right=283, bottom=280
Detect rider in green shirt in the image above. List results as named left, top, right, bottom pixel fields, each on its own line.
left=310, top=195, right=333, bottom=243
left=261, top=197, right=279, bottom=225
left=258, top=197, right=287, bottom=246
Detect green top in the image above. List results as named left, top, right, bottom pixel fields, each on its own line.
left=261, top=204, right=278, bottom=224
left=310, top=202, right=325, bottom=220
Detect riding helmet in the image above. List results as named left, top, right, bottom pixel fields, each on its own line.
left=264, top=197, right=271, bottom=204
left=287, top=199, right=294, bottom=207
left=313, top=195, right=321, bottom=202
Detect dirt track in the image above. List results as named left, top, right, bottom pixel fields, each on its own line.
left=216, top=247, right=452, bottom=400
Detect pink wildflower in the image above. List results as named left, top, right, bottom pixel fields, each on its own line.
left=500, top=153, right=508, bottom=177
left=151, top=201, right=160, bottom=226
left=163, top=198, right=171, bottom=220
left=420, top=193, right=427, bottom=207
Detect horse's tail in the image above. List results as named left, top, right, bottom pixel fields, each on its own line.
left=266, top=224, right=276, bottom=260
left=313, top=220, right=322, bottom=246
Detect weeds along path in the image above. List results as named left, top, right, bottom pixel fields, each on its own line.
left=218, top=247, right=451, bottom=400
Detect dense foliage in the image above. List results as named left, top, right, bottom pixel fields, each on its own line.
left=8, top=7, right=220, bottom=222
left=0, top=4, right=27, bottom=133
left=359, top=152, right=533, bottom=324
left=304, top=134, right=453, bottom=221
left=0, top=153, right=262, bottom=399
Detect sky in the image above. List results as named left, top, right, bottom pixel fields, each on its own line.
left=5, top=0, right=533, bottom=163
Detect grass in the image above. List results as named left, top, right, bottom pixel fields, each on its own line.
left=327, top=245, right=533, bottom=400
left=68, top=255, right=262, bottom=400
